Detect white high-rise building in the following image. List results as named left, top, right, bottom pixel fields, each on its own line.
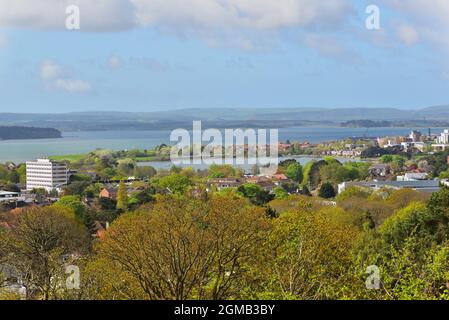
left=437, top=129, right=449, bottom=144
left=26, top=158, right=68, bottom=192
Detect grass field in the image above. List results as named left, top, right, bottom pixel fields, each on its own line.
left=49, top=154, right=87, bottom=162
left=49, top=153, right=169, bottom=163
left=134, top=156, right=170, bottom=162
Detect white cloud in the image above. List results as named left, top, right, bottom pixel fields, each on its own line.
left=54, top=79, right=92, bottom=93
left=385, top=0, right=449, bottom=50
left=395, top=25, right=419, bottom=46
left=0, top=0, right=352, bottom=31
left=40, top=60, right=92, bottom=93
left=0, top=0, right=136, bottom=31
left=0, top=0, right=353, bottom=50
left=132, top=0, right=351, bottom=30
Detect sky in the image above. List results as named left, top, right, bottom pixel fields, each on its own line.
left=0, top=0, right=449, bottom=113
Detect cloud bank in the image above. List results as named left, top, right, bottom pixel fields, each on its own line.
left=0, top=0, right=352, bottom=31
left=40, top=60, right=92, bottom=93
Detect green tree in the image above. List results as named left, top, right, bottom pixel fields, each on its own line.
left=54, top=195, right=87, bottom=222
left=208, top=165, right=238, bottom=178
left=63, top=181, right=90, bottom=196
left=237, top=183, right=274, bottom=206
left=251, top=207, right=359, bottom=299
left=273, top=187, right=288, bottom=200
left=16, top=164, right=27, bottom=184
left=285, top=163, right=303, bottom=183
left=337, top=186, right=372, bottom=202
left=154, top=173, right=192, bottom=194
left=133, top=166, right=157, bottom=179
left=116, top=181, right=128, bottom=211
left=318, top=182, right=336, bottom=199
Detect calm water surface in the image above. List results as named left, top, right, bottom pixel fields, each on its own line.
left=0, top=127, right=444, bottom=164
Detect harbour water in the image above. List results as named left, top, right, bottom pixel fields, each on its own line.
left=0, top=127, right=444, bottom=164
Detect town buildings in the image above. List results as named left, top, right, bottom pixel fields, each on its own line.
left=432, top=129, right=449, bottom=151
left=26, top=158, right=68, bottom=192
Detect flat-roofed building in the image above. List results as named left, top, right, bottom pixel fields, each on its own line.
left=338, top=179, right=441, bottom=194
left=0, top=190, right=24, bottom=203
left=26, top=158, right=68, bottom=192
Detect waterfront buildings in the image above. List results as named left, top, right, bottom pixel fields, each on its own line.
left=26, top=158, right=68, bottom=192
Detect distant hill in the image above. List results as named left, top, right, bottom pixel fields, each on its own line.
left=1, top=105, right=449, bottom=131
left=0, top=126, right=62, bottom=140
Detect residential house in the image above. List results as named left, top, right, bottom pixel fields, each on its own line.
left=271, top=174, right=290, bottom=183
left=369, top=164, right=391, bottom=178
left=208, top=178, right=244, bottom=191
left=99, top=187, right=117, bottom=200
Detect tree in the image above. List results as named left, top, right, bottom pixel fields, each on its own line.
left=337, top=186, right=372, bottom=202
left=16, top=164, right=26, bottom=184
left=7, top=171, right=20, bottom=184
left=380, top=155, right=394, bottom=163
left=208, top=165, right=239, bottom=178
left=273, top=187, right=288, bottom=200
left=117, top=159, right=135, bottom=177
left=318, top=182, right=336, bottom=199
left=133, top=166, right=157, bottom=179
left=154, top=173, right=192, bottom=194
left=63, top=181, right=90, bottom=196
left=84, top=183, right=104, bottom=198
left=251, top=207, right=359, bottom=299
left=0, top=206, right=89, bottom=300
left=85, top=194, right=267, bottom=300
left=285, top=163, right=303, bottom=183
left=128, top=187, right=156, bottom=209
left=54, top=195, right=87, bottom=222
left=237, top=184, right=274, bottom=206
left=99, top=167, right=117, bottom=180
left=302, top=160, right=327, bottom=190
left=116, top=181, right=128, bottom=211
left=320, top=163, right=360, bottom=184
left=361, top=146, right=389, bottom=158
left=278, top=159, right=299, bottom=172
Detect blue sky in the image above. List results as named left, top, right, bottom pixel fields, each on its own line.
left=0, top=0, right=448, bottom=113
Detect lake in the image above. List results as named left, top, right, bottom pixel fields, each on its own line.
left=136, top=155, right=356, bottom=171
left=0, top=127, right=445, bottom=164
